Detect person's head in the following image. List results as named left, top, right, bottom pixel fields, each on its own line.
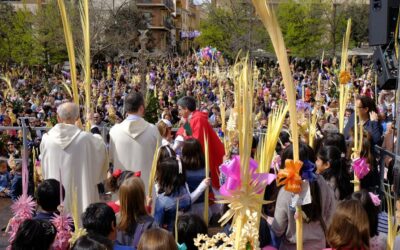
left=137, top=228, right=177, bottom=250
left=157, top=119, right=172, bottom=140
left=157, top=145, right=176, bottom=167
left=175, top=214, right=207, bottom=250
left=11, top=219, right=57, bottom=250
left=356, top=95, right=378, bottom=121
left=7, top=140, right=16, bottom=153
left=118, top=177, right=147, bottom=232
left=82, top=203, right=116, bottom=240
left=327, top=200, right=370, bottom=250
left=177, top=96, right=196, bottom=118
left=316, top=145, right=352, bottom=200
left=156, top=158, right=186, bottom=195
left=321, top=132, right=347, bottom=156
left=105, top=170, right=137, bottom=193
left=316, top=145, right=339, bottom=174
left=351, top=190, right=380, bottom=237
left=93, top=112, right=102, bottom=126
left=182, top=138, right=204, bottom=171
left=0, top=157, right=8, bottom=173
left=124, top=92, right=145, bottom=116
left=36, top=179, right=65, bottom=212
left=57, top=102, right=79, bottom=124
left=71, top=234, right=113, bottom=250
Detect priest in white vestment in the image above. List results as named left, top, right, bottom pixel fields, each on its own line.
left=109, top=92, right=160, bottom=192
left=40, top=102, right=108, bottom=215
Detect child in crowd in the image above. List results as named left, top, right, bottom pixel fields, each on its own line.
left=137, top=228, right=177, bottom=250
left=356, top=133, right=380, bottom=192
left=9, top=163, right=22, bottom=200
left=272, top=143, right=336, bottom=250
left=11, top=219, right=57, bottom=250
left=82, top=202, right=116, bottom=241
left=157, top=145, right=176, bottom=168
left=157, top=119, right=173, bottom=147
left=175, top=214, right=208, bottom=250
left=316, top=146, right=352, bottom=200
left=105, top=169, right=141, bottom=213
left=116, top=177, right=155, bottom=249
left=0, top=157, right=10, bottom=197
left=351, top=190, right=386, bottom=250
left=71, top=234, right=113, bottom=250
left=34, top=179, right=65, bottom=221
left=181, top=139, right=211, bottom=218
left=154, top=158, right=191, bottom=231
left=326, top=200, right=370, bottom=250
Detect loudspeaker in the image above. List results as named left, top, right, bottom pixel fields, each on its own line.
left=372, top=45, right=398, bottom=89
left=369, top=0, right=399, bottom=46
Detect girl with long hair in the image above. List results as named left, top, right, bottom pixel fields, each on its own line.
left=154, top=158, right=191, bottom=231
left=116, top=177, right=156, bottom=249
left=272, top=143, right=336, bottom=250
left=316, top=145, right=352, bottom=200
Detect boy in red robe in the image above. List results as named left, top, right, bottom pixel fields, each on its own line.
left=175, top=96, right=225, bottom=189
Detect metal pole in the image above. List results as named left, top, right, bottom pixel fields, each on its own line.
left=393, top=18, right=400, bottom=202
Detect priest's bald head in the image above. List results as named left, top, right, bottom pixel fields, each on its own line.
left=57, top=102, right=79, bottom=124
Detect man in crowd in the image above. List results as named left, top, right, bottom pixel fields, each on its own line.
left=109, top=92, right=160, bottom=191
left=40, top=102, right=108, bottom=215
left=175, top=96, right=224, bottom=190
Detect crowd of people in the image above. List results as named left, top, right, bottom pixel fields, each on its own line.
left=0, top=54, right=398, bottom=250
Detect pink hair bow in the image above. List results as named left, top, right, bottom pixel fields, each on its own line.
left=369, top=192, right=381, bottom=207
left=219, top=156, right=276, bottom=197
left=352, top=157, right=370, bottom=180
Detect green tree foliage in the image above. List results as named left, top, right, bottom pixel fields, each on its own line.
left=277, top=0, right=326, bottom=58
left=0, top=3, right=42, bottom=65
left=9, top=8, right=42, bottom=65
left=144, top=90, right=160, bottom=124
left=34, top=1, right=68, bottom=65
left=0, top=3, right=15, bottom=63
left=195, top=3, right=269, bottom=60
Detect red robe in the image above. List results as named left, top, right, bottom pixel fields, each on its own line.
left=176, top=111, right=225, bottom=189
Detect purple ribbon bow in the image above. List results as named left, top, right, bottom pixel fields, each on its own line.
left=301, top=160, right=317, bottom=182
left=353, top=157, right=370, bottom=180
left=219, top=156, right=276, bottom=197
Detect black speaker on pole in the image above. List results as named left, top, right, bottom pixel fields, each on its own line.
left=369, top=0, right=399, bottom=46
left=372, top=45, right=397, bottom=89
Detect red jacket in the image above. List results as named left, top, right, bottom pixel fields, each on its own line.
left=176, top=111, right=225, bottom=188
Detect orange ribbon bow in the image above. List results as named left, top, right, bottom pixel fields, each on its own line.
left=339, top=71, right=351, bottom=85
left=277, top=159, right=303, bottom=194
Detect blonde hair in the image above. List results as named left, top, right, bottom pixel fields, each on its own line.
left=137, top=228, right=177, bottom=250
left=118, top=177, right=147, bottom=232
left=327, top=200, right=370, bottom=250
left=157, top=121, right=170, bottom=138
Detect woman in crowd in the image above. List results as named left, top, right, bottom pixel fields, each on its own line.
left=116, top=177, right=156, bottom=249
left=316, top=145, right=352, bottom=200
left=326, top=200, right=370, bottom=250
left=272, top=143, right=336, bottom=250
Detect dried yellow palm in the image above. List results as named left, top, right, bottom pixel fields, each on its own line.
left=57, top=0, right=79, bottom=106
left=338, top=19, right=352, bottom=133
left=78, top=0, right=91, bottom=131
left=251, top=1, right=302, bottom=249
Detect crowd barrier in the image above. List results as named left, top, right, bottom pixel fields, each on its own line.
left=0, top=122, right=397, bottom=199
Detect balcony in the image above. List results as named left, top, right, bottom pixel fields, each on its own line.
left=136, top=0, right=174, bottom=11
left=175, top=7, right=182, bottom=16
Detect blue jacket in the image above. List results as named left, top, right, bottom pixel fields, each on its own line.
left=0, top=172, right=10, bottom=192
left=344, top=112, right=383, bottom=146
left=10, top=173, right=22, bottom=200
left=186, top=169, right=205, bottom=204
left=154, top=186, right=191, bottom=231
